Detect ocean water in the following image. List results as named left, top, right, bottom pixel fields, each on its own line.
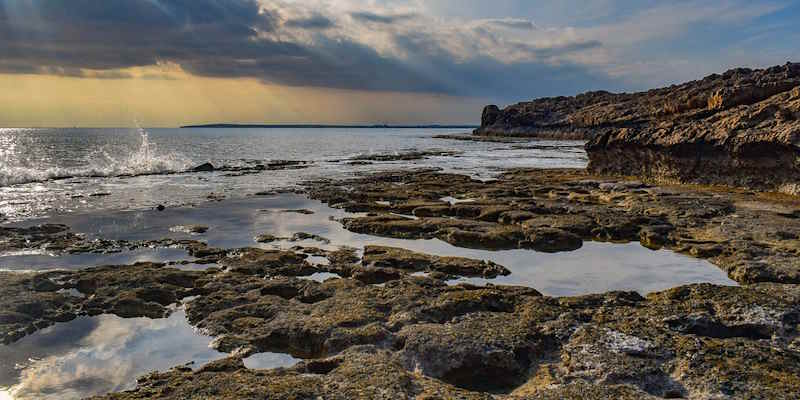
left=0, top=127, right=586, bottom=222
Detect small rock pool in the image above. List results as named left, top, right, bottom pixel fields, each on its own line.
left=0, top=307, right=299, bottom=400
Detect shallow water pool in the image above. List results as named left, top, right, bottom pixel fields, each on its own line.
left=3, top=194, right=737, bottom=296
left=0, top=307, right=298, bottom=400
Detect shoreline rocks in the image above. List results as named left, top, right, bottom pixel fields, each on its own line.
left=90, top=271, right=800, bottom=399
left=587, top=84, right=800, bottom=194
left=4, top=167, right=800, bottom=399
left=347, top=149, right=462, bottom=162
left=474, top=62, right=800, bottom=194
left=5, top=252, right=799, bottom=400
left=0, top=263, right=206, bottom=345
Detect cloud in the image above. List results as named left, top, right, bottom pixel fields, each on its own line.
left=349, top=11, right=416, bottom=24
left=0, top=0, right=278, bottom=71
left=484, top=18, right=537, bottom=30
left=0, top=0, right=793, bottom=103
left=284, top=14, right=334, bottom=29
left=0, top=0, right=611, bottom=100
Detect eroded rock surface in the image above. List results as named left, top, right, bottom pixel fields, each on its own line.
left=358, top=245, right=510, bottom=280
left=89, top=268, right=800, bottom=399
left=2, top=231, right=798, bottom=398
left=0, top=224, right=84, bottom=254
left=588, top=82, right=800, bottom=194
left=4, top=167, right=800, bottom=399
left=347, top=150, right=461, bottom=162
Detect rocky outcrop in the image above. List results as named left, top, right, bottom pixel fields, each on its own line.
left=7, top=242, right=798, bottom=399
left=474, top=90, right=618, bottom=139
left=474, top=62, right=800, bottom=193
left=588, top=84, right=800, bottom=194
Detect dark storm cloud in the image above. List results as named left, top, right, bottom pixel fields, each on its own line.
left=390, top=33, right=620, bottom=99
left=285, top=15, right=335, bottom=30
left=0, top=0, right=618, bottom=101
left=0, top=0, right=278, bottom=71
left=178, top=37, right=449, bottom=92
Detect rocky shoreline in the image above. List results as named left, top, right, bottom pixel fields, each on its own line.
left=2, top=167, right=799, bottom=399
left=473, top=63, right=800, bottom=194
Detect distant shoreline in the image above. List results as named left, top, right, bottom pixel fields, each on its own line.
left=180, top=123, right=478, bottom=129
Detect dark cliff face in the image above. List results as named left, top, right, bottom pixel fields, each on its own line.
left=475, top=62, right=800, bottom=194
left=480, top=105, right=501, bottom=127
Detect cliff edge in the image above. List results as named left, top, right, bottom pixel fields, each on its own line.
left=475, top=63, right=800, bottom=194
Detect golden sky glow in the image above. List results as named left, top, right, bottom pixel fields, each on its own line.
left=0, top=66, right=484, bottom=127
left=0, top=0, right=795, bottom=127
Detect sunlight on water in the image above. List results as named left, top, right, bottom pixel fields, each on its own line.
left=0, top=127, right=192, bottom=187
left=0, top=128, right=587, bottom=221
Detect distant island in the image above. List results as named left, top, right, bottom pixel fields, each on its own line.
left=181, top=123, right=478, bottom=129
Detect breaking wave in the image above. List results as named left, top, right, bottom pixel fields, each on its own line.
left=0, top=128, right=194, bottom=187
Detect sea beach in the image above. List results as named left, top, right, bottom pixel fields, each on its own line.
left=2, top=1, right=800, bottom=399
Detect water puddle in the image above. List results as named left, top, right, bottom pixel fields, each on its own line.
left=305, top=256, right=331, bottom=266
left=0, top=248, right=190, bottom=272
left=300, top=272, right=342, bottom=282
left=439, top=242, right=737, bottom=296
left=0, top=308, right=303, bottom=400
left=0, top=308, right=231, bottom=400
left=440, top=196, right=476, bottom=205
left=242, top=353, right=300, bottom=370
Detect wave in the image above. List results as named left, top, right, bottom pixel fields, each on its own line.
left=0, top=128, right=194, bottom=187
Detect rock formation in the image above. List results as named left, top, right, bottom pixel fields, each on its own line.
left=474, top=63, right=800, bottom=194
left=5, top=168, right=800, bottom=399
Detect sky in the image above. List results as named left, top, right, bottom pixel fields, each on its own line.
left=0, top=0, right=798, bottom=127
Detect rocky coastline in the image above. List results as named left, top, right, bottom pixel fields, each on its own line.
left=3, top=63, right=800, bottom=399
left=473, top=63, right=800, bottom=194
left=2, top=166, right=799, bottom=399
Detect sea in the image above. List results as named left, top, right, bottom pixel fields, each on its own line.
left=0, top=127, right=586, bottom=222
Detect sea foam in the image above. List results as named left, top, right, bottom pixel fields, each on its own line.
left=0, top=128, right=193, bottom=187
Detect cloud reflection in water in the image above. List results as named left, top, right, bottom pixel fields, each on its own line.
left=1, top=309, right=224, bottom=400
